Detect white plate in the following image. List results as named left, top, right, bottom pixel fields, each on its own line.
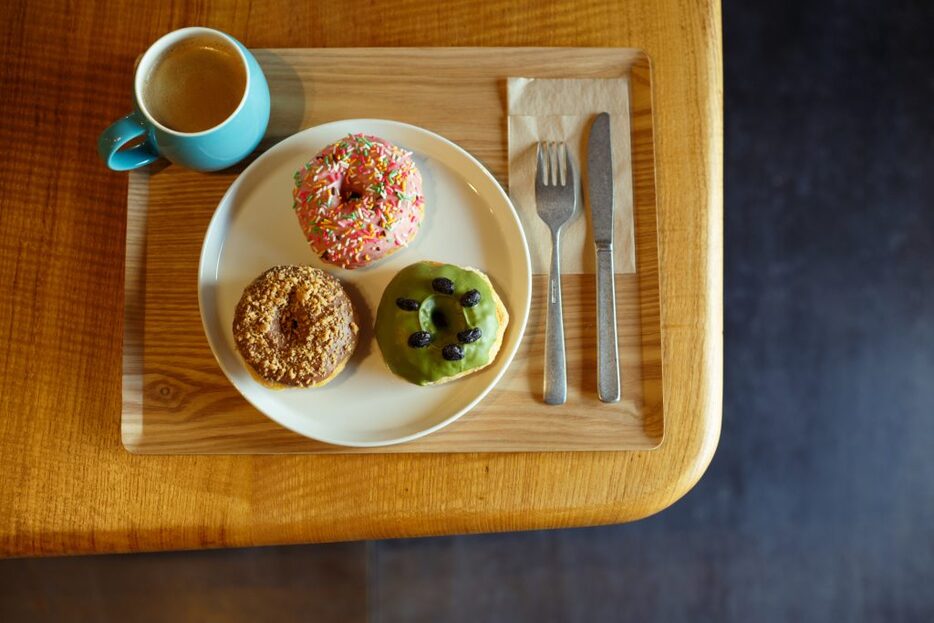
left=199, top=119, right=531, bottom=447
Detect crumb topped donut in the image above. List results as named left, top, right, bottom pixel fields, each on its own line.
left=233, top=265, right=358, bottom=388
left=292, top=133, right=425, bottom=270
left=375, top=261, right=509, bottom=386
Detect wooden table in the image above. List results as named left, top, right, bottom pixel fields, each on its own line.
left=0, top=0, right=722, bottom=557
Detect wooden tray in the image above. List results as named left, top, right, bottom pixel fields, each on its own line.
left=123, top=47, right=662, bottom=453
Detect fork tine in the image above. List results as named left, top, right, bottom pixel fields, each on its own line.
left=558, top=143, right=566, bottom=186
left=549, top=141, right=559, bottom=186
left=540, top=142, right=547, bottom=186
left=551, top=142, right=557, bottom=186
left=536, top=141, right=576, bottom=189
left=536, top=142, right=543, bottom=185
left=563, top=142, right=573, bottom=186
left=535, top=141, right=548, bottom=184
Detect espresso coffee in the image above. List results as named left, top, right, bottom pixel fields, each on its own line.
left=142, top=34, right=246, bottom=133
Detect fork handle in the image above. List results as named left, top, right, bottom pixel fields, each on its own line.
left=544, top=230, right=567, bottom=405
left=596, top=245, right=621, bottom=403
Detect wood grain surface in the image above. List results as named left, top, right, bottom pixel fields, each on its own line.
left=125, top=47, right=662, bottom=454
left=0, top=0, right=722, bottom=556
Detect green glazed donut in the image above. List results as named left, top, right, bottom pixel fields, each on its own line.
left=375, top=261, right=509, bottom=385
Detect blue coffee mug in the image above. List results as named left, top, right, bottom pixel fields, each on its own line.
left=98, top=27, right=270, bottom=172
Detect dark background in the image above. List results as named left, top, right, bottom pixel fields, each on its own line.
left=2, top=1, right=932, bottom=621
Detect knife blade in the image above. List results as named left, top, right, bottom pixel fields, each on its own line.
left=587, top=112, right=615, bottom=246
left=587, top=112, right=621, bottom=403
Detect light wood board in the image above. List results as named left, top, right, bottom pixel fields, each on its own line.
left=1, top=0, right=723, bottom=556
left=122, top=47, right=662, bottom=453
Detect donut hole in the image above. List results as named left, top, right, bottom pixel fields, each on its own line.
left=339, top=177, right=367, bottom=202
left=418, top=295, right=467, bottom=343
left=431, top=308, right=449, bottom=329
left=273, top=287, right=312, bottom=344
left=277, top=309, right=305, bottom=342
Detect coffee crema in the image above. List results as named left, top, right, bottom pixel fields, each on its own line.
left=142, top=35, right=246, bottom=133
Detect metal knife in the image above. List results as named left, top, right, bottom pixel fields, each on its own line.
left=587, top=112, right=621, bottom=403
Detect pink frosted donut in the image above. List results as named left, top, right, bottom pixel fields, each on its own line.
left=292, top=133, right=426, bottom=270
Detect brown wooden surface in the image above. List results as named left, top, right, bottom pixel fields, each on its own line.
left=0, top=0, right=722, bottom=556
left=127, top=47, right=662, bottom=454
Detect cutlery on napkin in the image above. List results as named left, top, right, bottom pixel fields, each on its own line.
left=507, top=78, right=635, bottom=275
left=508, top=78, right=634, bottom=402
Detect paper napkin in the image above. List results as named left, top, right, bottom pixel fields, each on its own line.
left=507, top=78, right=635, bottom=274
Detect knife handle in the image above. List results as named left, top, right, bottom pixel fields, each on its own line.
left=544, top=230, right=567, bottom=405
left=596, top=246, right=620, bottom=403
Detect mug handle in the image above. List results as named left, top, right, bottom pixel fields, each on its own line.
left=97, top=112, right=159, bottom=171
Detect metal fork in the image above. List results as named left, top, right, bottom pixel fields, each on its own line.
left=535, top=141, right=577, bottom=405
